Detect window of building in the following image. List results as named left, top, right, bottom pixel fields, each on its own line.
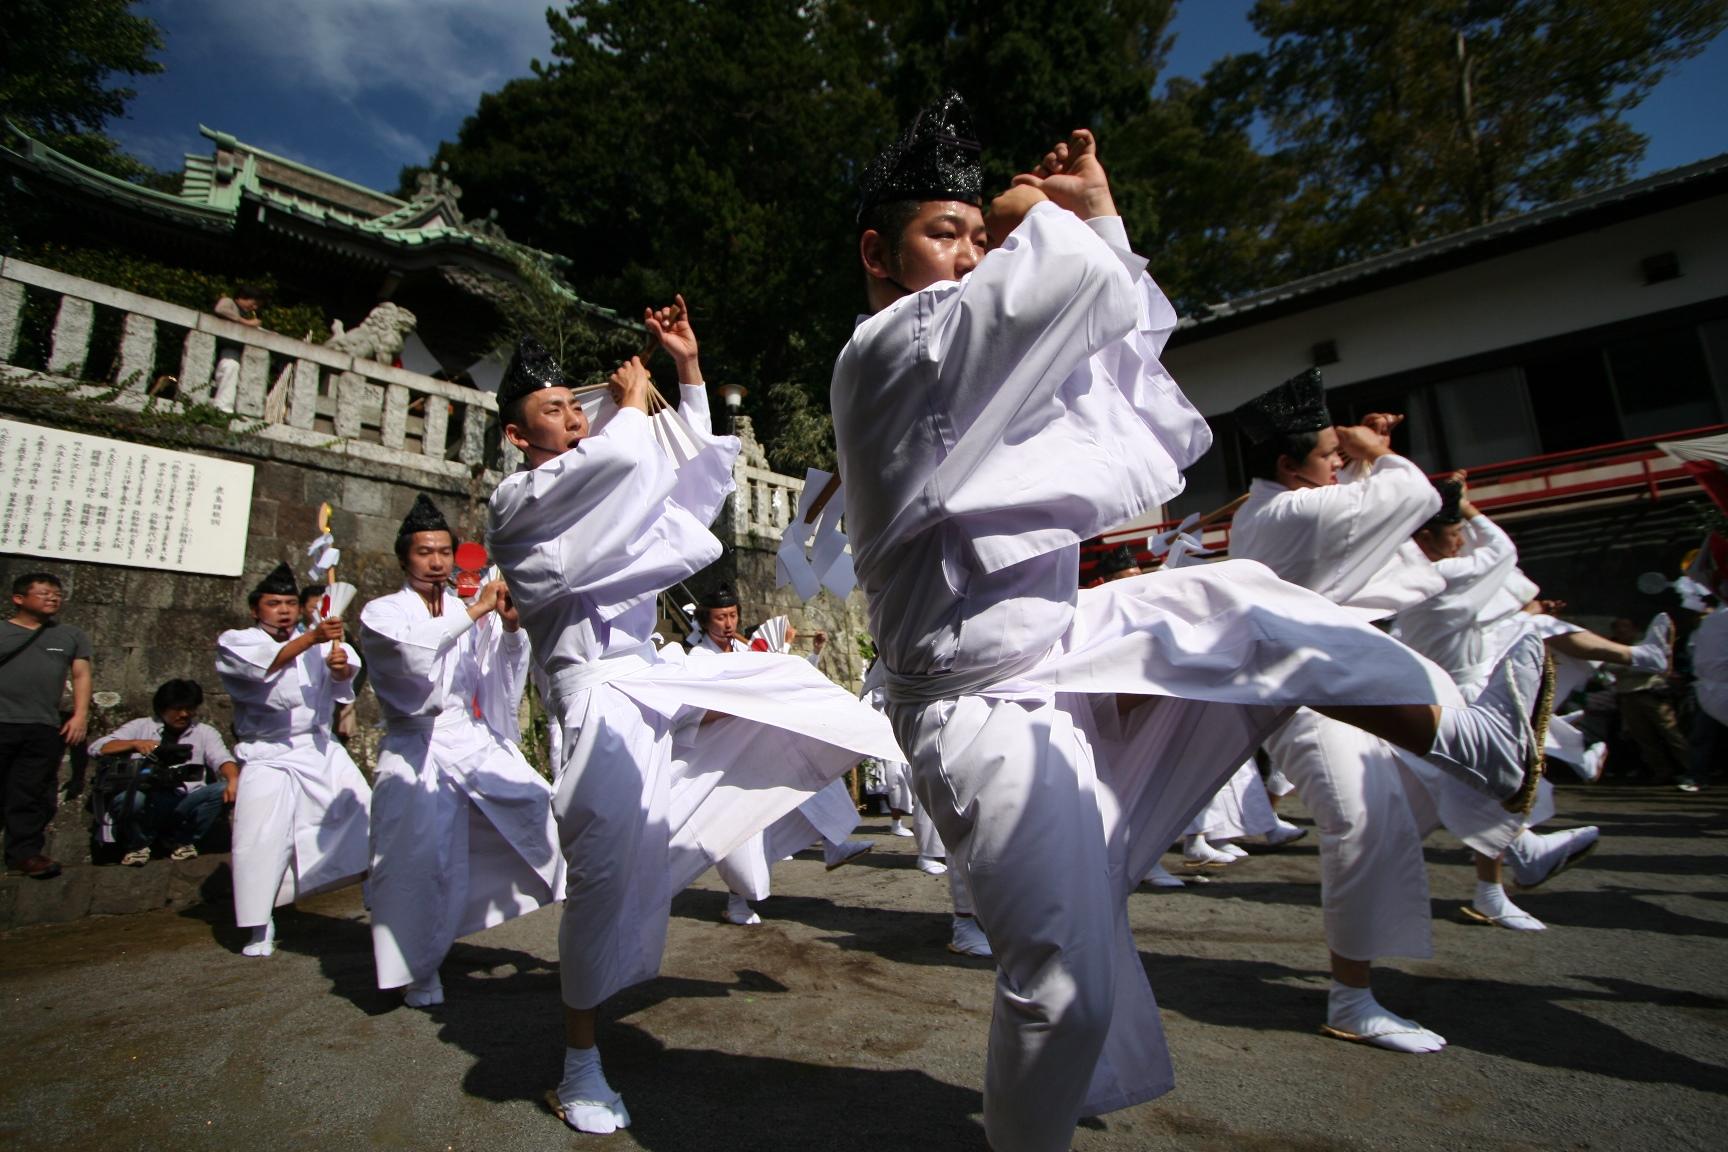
left=1433, top=368, right=1539, bottom=468
left=1608, top=327, right=1719, bottom=438
left=1524, top=350, right=1621, bottom=453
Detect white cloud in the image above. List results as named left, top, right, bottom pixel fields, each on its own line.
left=186, top=0, right=553, bottom=112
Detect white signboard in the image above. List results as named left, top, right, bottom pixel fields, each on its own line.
left=0, top=419, right=255, bottom=577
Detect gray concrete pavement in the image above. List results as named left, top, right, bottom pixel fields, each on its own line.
left=1, top=784, right=1724, bottom=1151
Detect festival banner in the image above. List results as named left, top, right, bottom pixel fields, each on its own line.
left=0, top=419, right=254, bottom=577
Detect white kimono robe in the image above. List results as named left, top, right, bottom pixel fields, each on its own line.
left=1476, top=568, right=1595, bottom=765
left=488, top=385, right=901, bottom=1012
left=359, top=587, right=564, bottom=991
left=1232, top=457, right=1456, bottom=962
left=690, top=631, right=863, bottom=900
left=1391, top=517, right=1556, bottom=854
left=216, top=627, right=371, bottom=927
left=832, top=202, right=1459, bottom=1152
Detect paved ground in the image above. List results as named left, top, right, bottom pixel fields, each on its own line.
left=2, top=784, right=1724, bottom=1151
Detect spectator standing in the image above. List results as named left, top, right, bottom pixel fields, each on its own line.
left=1, top=573, right=92, bottom=879
left=210, top=286, right=263, bottom=412
left=89, top=679, right=238, bottom=864
left=1609, top=616, right=1691, bottom=786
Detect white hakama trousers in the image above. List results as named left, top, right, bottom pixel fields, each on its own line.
left=368, top=717, right=564, bottom=990
left=1189, top=761, right=1278, bottom=843
left=551, top=648, right=900, bottom=1011
left=1266, top=710, right=1435, bottom=961
left=231, top=734, right=371, bottom=928
left=883, top=754, right=946, bottom=859
left=714, top=777, right=860, bottom=900
left=887, top=561, right=1464, bottom=1152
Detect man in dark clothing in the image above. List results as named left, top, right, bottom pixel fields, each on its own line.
left=1, top=572, right=92, bottom=879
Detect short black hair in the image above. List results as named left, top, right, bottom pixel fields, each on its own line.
left=234, top=284, right=264, bottom=301
left=1243, top=429, right=1322, bottom=482
left=859, top=198, right=923, bottom=273
left=153, top=679, right=204, bottom=715
left=298, top=586, right=323, bottom=607
left=12, top=572, right=63, bottom=596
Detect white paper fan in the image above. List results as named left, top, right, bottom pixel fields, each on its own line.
left=750, top=615, right=791, bottom=654
left=315, top=581, right=358, bottom=622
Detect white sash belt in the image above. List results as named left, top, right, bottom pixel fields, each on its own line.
left=549, top=642, right=661, bottom=705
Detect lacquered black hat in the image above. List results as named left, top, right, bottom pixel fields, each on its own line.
left=1234, top=368, right=1333, bottom=447
left=398, top=493, right=451, bottom=542
left=1425, top=478, right=1465, bottom=529
left=496, top=336, right=567, bottom=416
left=699, top=585, right=740, bottom=610
left=251, top=562, right=298, bottom=600
left=856, top=91, right=983, bottom=225
left=1095, top=545, right=1140, bottom=577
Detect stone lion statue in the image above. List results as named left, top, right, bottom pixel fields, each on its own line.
left=327, top=302, right=418, bottom=365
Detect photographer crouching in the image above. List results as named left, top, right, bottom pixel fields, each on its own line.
left=89, top=679, right=239, bottom=865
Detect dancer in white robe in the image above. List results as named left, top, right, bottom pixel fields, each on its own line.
left=361, top=495, right=564, bottom=1007
left=217, top=562, right=370, bottom=958
left=834, top=97, right=1544, bottom=1152
left=1392, top=478, right=1588, bottom=930
left=686, top=587, right=873, bottom=925
left=488, top=302, right=901, bottom=1136
left=1229, top=382, right=1552, bottom=1051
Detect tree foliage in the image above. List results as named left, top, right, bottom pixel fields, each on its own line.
left=427, top=0, right=1726, bottom=469
left=1227, top=0, right=1728, bottom=272
left=0, top=0, right=166, bottom=182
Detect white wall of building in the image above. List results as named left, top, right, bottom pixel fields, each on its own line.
left=1163, top=193, right=1728, bottom=415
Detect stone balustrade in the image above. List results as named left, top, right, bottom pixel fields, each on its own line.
left=0, top=256, right=521, bottom=483
left=731, top=463, right=806, bottom=544
left=0, top=256, right=832, bottom=544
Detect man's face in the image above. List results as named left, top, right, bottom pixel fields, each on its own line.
left=1415, top=522, right=1467, bottom=561
left=1284, top=427, right=1344, bottom=489
left=299, top=597, right=320, bottom=626
left=506, top=388, right=589, bottom=463
left=159, top=704, right=198, bottom=733
left=253, top=593, right=299, bottom=634
left=705, top=605, right=740, bottom=645
left=1104, top=566, right=1143, bottom=583
left=235, top=296, right=258, bottom=312
left=870, top=200, right=989, bottom=296
left=12, top=582, right=63, bottom=619
left=402, top=530, right=455, bottom=589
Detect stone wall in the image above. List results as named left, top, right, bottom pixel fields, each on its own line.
left=0, top=402, right=491, bottom=761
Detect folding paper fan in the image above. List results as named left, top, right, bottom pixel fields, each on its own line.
left=750, top=615, right=792, bottom=655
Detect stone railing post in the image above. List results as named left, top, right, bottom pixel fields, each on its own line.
left=0, top=279, right=24, bottom=362
left=421, top=395, right=449, bottom=460
left=288, top=359, right=320, bottom=429
left=47, top=296, right=93, bottom=377
left=116, top=313, right=156, bottom=390
left=237, top=346, right=270, bottom=416
left=179, top=329, right=216, bottom=403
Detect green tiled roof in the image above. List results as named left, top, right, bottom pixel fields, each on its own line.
left=3, top=123, right=619, bottom=322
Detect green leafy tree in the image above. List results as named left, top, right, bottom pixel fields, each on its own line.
left=0, top=0, right=167, bottom=182
left=1228, top=0, right=1728, bottom=273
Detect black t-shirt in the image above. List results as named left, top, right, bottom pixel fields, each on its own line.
left=0, top=620, right=92, bottom=727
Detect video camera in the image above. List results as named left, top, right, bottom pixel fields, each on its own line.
left=93, top=742, right=206, bottom=797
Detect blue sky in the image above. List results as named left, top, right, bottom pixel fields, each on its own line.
left=111, top=0, right=1728, bottom=196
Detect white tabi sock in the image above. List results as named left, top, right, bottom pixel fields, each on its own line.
left=916, top=855, right=948, bottom=875
left=1628, top=612, right=1674, bottom=673
left=1508, top=825, right=1599, bottom=888
left=823, top=839, right=873, bottom=869
left=1427, top=633, right=1545, bottom=800
left=557, top=1046, right=630, bottom=1133
left=888, top=817, right=914, bottom=837
left=1217, top=841, right=1249, bottom=859
left=1265, top=817, right=1307, bottom=847
left=1472, top=881, right=1545, bottom=930
left=1144, top=861, right=1185, bottom=888
left=1183, top=834, right=1235, bottom=866
left=1326, top=982, right=1446, bottom=1053
left=242, top=918, right=275, bottom=957
left=404, top=973, right=444, bottom=1008
left=724, top=892, right=761, bottom=925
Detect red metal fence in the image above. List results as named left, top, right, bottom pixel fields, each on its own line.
left=1082, top=423, right=1728, bottom=581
